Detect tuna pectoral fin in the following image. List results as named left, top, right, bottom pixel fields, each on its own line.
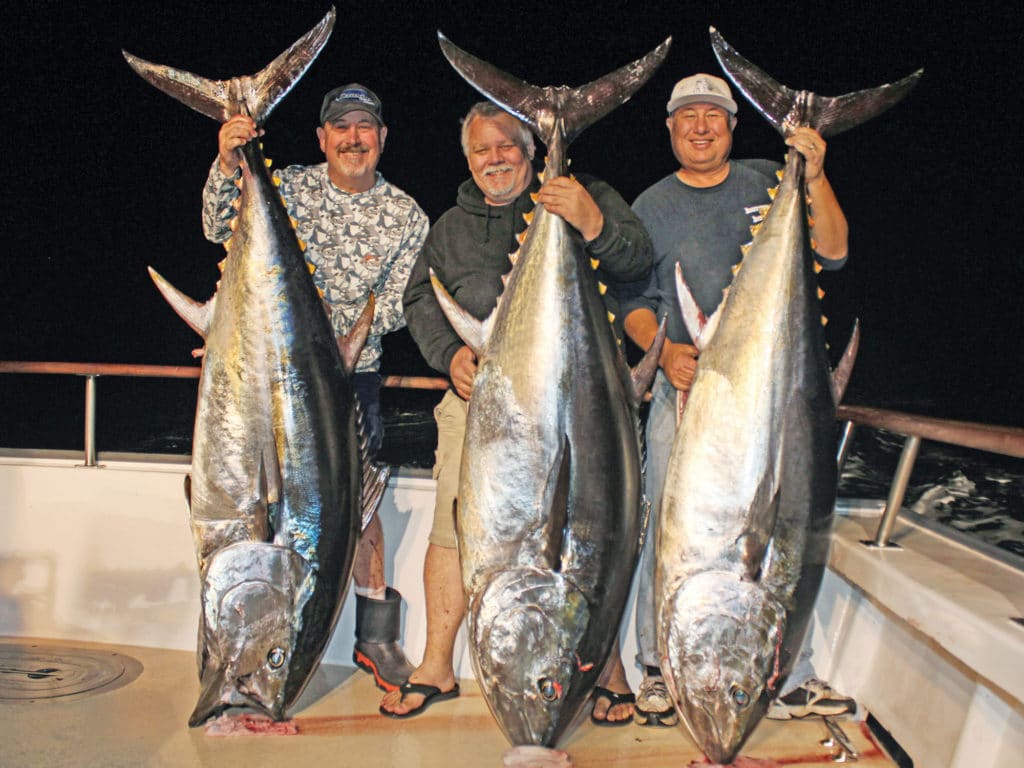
left=831, top=319, right=861, bottom=405
left=430, top=269, right=490, bottom=357
left=630, top=316, right=667, bottom=404
left=148, top=267, right=213, bottom=340
left=710, top=28, right=922, bottom=139
left=437, top=33, right=670, bottom=149
left=123, top=9, right=335, bottom=125
left=337, top=295, right=375, bottom=375
left=675, top=263, right=723, bottom=350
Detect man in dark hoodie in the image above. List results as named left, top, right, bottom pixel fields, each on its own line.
left=384, top=101, right=652, bottom=721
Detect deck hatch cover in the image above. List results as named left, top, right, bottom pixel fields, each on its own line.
left=0, top=642, right=143, bottom=702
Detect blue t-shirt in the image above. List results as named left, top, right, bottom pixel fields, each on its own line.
left=619, top=159, right=782, bottom=346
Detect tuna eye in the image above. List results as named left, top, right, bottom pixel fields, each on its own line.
left=267, top=648, right=286, bottom=669
left=537, top=677, right=561, bottom=701
left=730, top=684, right=751, bottom=708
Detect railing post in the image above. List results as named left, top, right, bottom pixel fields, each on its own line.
left=870, top=435, right=922, bottom=548
left=83, top=375, right=98, bottom=467
left=836, top=420, right=856, bottom=472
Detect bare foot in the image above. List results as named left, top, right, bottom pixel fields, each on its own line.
left=379, top=665, right=457, bottom=717
left=591, top=655, right=633, bottom=723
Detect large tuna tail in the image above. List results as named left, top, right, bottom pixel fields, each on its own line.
left=122, top=8, right=335, bottom=125
left=710, top=27, right=922, bottom=137
left=438, top=32, right=670, bottom=172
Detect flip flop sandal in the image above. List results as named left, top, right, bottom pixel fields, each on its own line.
left=590, top=685, right=636, bottom=727
left=379, top=680, right=461, bottom=719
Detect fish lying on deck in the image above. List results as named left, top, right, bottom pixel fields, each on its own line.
left=431, top=34, right=669, bottom=748
left=656, top=29, right=921, bottom=764
left=124, top=8, right=386, bottom=726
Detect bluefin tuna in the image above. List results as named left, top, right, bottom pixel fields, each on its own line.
left=655, top=29, right=921, bottom=763
left=430, top=35, right=669, bottom=748
left=124, top=8, right=385, bottom=726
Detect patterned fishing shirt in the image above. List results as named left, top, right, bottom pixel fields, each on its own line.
left=202, top=161, right=429, bottom=373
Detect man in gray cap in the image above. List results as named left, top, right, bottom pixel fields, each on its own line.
left=616, top=73, right=854, bottom=726
left=201, top=83, right=428, bottom=693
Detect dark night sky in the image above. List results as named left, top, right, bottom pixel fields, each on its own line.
left=2, top=0, right=1023, bottom=427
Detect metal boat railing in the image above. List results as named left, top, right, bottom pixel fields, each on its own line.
left=3, top=361, right=1023, bottom=549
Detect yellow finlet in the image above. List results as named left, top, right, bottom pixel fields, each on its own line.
left=740, top=243, right=752, bottom=258
left=516, top=231, right=527, bottom=245
left=272, top=176, right=282, bottom=187
left=607, top=311, right=616, bottom=324
left=767, top=186, right=779, bottom=200
left=807, top=215, right=816, bottom=228
left=537, top=170, right=546, bottom=184
left=749, top=223, right=762, bottom=238
left=264, top=158, right=273, bottom=168
left=814, top=261, right=823, bottom=274
left=776, top=169, right=784, bottom=181
left=731, top=263, right=742, bottom=276
left=810, top=238, right=819, bottom=252
left=307, top=262, right=316, bottom=274
left=597, top=281, right=607, bottom=295
left=523, top=211, right=534, bottom=225
left=297, top=239, right=307, bottom=251
left=817, top=287, right=826, bottom=300
left=231, top=198, right=241, bottom=211
left=290, top=217, right=299, bottom=229
left=234, top=177, right=243, bottom=189
left=222, top=240, right=231, bottom=253
left=508, top=250, right=520, bottom=266
left=530, top=192, right=539, bottom=204
left=217, top=258, right=227, bottom=272
left=228, top=218, right=238, bottom=232
left=821, top=315, right=829, bottom=326
left=590, top=258, right=600, bottom=270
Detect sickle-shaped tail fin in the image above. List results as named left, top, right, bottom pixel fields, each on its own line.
left=123, top=7, right=335, bottom=125
left=437, top=32, right=670, bottom=157
left=710, top=27, right=922, bottom=137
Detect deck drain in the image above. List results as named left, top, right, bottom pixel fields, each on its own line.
left=0, top=642, right=143, bottom=702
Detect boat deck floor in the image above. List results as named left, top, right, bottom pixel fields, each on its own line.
left=0, top=637, right=896, bottom=767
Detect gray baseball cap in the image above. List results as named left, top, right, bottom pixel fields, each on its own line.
left=320, top=84, right=384, bottom=125
left=666, top=73, right=738, bottom=115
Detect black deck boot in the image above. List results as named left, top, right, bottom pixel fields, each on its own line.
left=353, top=587, right=415, bottom=692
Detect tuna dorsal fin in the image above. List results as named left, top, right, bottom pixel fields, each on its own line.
left=338, top=294, right=375, bottom=375
left=710, top=27, right=922, bottom=139
left=630, top=315, right=667, bottom=404
left=148, top=266, right=214, bottom=339
left=437, top=32, right=670, bottom=170
left=831, top=318, right=861, bottom=405
left=122, top=8, right=335, bottom=126
left=429, top=269, right=491, bottom=357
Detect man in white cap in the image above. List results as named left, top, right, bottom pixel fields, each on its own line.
left=201, top=83, right=428, bottom=694
left=618, top=73, right=854, bottom=726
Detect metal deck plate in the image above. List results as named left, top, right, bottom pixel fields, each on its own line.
left=0, top=641, right=143, bottom=702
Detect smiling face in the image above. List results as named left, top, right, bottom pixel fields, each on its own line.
left=465, top=113, right=534, bottom=206
left=667, top=102, right=737, bottom=187
left=316, top=109, right=387, bottom=193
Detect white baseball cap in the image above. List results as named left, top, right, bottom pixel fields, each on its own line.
left=666, top=73, right=738, bottom=115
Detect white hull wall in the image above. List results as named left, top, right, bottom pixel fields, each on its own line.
left=0, top=454, right=482, bottom=678
left=814, top=515, right=1024, bottom=767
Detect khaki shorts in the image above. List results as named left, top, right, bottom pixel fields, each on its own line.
left=429, top=389, right=468, bottom=548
